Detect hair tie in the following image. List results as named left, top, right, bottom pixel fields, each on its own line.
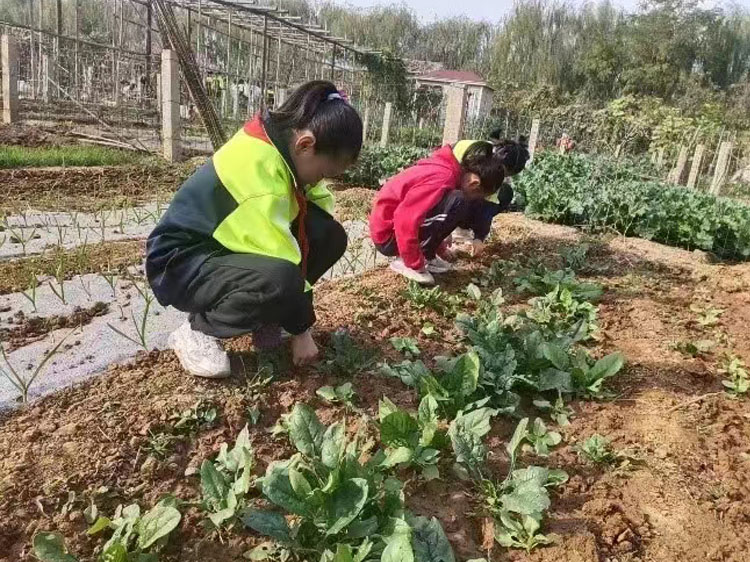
left=326, top=90, right=349, bottom=103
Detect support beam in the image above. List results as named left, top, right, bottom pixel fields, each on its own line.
left=710, top=142, right=733, bottom=196
left=442, top=85, right=467, bottom=146
left=2, top=35, right=19, bottom=124
left=161, top=49, right=181, bottom=162
left=380, top=102, right=393, bottom=148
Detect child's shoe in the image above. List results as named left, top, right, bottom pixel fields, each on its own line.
left=390, top=258, right=435, bottom=285
left=169, top=321, right=231, bottom=378
left=426, top=255, right=453, bottom=274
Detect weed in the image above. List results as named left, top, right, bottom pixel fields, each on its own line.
left=402, top=281, right=462, bottom=316
left=720, top=356, right=749, bottom=397
left=0, top=144, right=140, bottom=168
left=318, top=328, right=377, bottom=376
left=533, top=395, right=574, bottom=426
left=561, top=244, right=590, bottom=271
left=145, top=431, right=179, bottom=460
left=390, top=336, right=421, bottom=358
left=671, top=339, right=715, bottom=357
left=99, top=268, right=118, bottom=298
left=576, top=434, right=617, bottom=465
left=690, top=304, right=724, bottom=328
left=171, top=400, right=218, bottom=434
left=48, top=259, right=67, bottom=305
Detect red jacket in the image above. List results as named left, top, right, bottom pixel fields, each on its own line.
left=369, top=145, right=462, bottom=270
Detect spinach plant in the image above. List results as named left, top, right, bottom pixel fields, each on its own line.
left=721, top=356, right=749, bottom=397
left=378, top=396, right=446, bottom=480
left=317, top=382, right=357, bottom=408
left=319, top=329, right=378, bottom=376
left=200, top=425, right=255, bottom=529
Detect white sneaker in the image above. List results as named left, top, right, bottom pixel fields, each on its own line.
left=390, top=258, right=435, bottom=285
left=426, top=255, right=453, bottom=274
left=168, top=321, right=231, bottom=378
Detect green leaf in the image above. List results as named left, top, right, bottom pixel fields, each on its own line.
left=100, top=543, right=127, bottom=562
left=325, top=478, right=369, bottom=535
left=417, top=395, right=440, bottom=447
left=382, top=518, right=414, bottom=562
left=448, top=408, right=495, bottom=476
left=379, top=397, right=400, bottom=421
left=241, top=509, right=292, bottom=543
left=136, top=504, right=181, bottom=549
left=444, top=352, right=480, bottom=398
left=317, top=386, right=338, bottom=402
left=321, top=422, right=347, bottom=469
left=538, top=369, right=572, bottom=393
left=506, top=418, right=529, bottom=464
left=501, top=478, right=551, bottom=516
left=262, top=461, right=312, bottom=516
left=381, top=446, right=414, bottom=468
left=33, top=533, right=79, bottom=562
left=87, top=516, right=112, bottom=535
left=541, top=343, right=570, bottom=370
left=466, top=284, right=482, bottom=301
left=381, top=411, right=420, bottom=449
left=588, top=353, right=625, bottom=381
left=409, top=515, right=455, bottom=562
left=288, top=404, right=325, bottom=459
left=200, top=460, right=229, bottom=510
left=289, top=467, right=313, bottom=499
left=331, top=544, right=355, bottom=562
left=422, top=464, right=440, bottom=481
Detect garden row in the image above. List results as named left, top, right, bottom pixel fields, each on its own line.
left=30, top=251, right=749, bottom=562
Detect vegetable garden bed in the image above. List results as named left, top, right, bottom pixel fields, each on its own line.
left=1, top=214, right=749, bottom=562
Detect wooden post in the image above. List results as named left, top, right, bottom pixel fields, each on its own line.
left=710, top=142, right=733, bottom=196
left=380, top=102, right=393, bottom=148
left=528, top=118, right=541, bottom=161
left=74, top=0, right=80, bottom=96
left=42, top=54, right=50, bottom=102
left=442, top=84, right=467, bottom=145
left=687, top=144, right=705, bottom=189
left=161, top=50, right=181, bottom=162
left=145, top=0, right=152, bottom=97
left=2, top=35, right=19, bottom=124
left=362, top=105, right=370, bottom=144
left=669, top=145, right=689, bottom=184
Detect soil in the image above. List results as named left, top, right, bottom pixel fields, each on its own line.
left=0, top=302, right=110, bottom=352
left=332, top=187, right=376, bottom=222
left=0, top=164, right=192, bottom=214
left=0, top=124, right=77, bottom=148
left=0, top=240, right=145, bottom=295
left=0, top=214, right=749, bottom=562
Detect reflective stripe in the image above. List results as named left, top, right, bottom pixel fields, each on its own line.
left=422, top=213, right=448, bottom=227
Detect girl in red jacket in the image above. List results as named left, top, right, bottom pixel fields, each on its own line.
left=369, top=140, right=505, bottom=285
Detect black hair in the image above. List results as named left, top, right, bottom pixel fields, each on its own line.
left=492, top=136, right=529, bottom=176
left=461, top=141, right=506, bottom=196
left=265, top=80, right=363, bottom=162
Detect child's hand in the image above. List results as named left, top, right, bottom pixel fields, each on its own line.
left=471, top=240, right=485, bottom=257
left=291, top=330, right=319, bottom=366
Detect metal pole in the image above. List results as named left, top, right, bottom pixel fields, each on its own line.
left=146, top=0, right=152, bottom=96
left=260, top=15, right=268, bottom=112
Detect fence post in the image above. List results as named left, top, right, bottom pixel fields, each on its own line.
left=657, top=148, right=665, bottom=168
left=528, top=118, right=541, bottom=161
left=686, top=144, right=705, bottom=189
left=380, top=102, right=393, bottom=148
left=442, top=85, right=467, bottom=145
left=362, top=105, right=370, bottom=144
left=275, top=87, right=287, bottom=108
left=668, top=145, right=689, bottom=184
left=710, top=141, right=733, bottom=196
left=1, top=35, right=19, bottom=124
left=161, top=49, right=181, bottom=162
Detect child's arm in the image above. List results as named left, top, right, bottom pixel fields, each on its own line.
left=393, top=183, right=452, bottom=270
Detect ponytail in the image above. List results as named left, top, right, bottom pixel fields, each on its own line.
left=265, top=80, right=363, bottom=161
left=492, top=135, right=529, bottom=177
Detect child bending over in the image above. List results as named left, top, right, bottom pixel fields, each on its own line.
left=146, top=81, right=362, bottom=378
left=369, top=140, right=505, bottom=285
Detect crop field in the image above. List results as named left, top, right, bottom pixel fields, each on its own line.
left=0, top=125, right=749, bottom=562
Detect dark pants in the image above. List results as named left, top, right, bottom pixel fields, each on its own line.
left=375, top=189, right=470, bottom=261
left=185, top=204, right=347, bottom=338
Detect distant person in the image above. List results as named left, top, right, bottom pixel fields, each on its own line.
left=146, top=81, right=362, bottom=378
left=557, top=132, right=576, bottom=154
left=369, top=139, right=506, bottom=285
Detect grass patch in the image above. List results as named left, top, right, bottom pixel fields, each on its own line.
left=0, top=239, right=144, bottom=294
left=0, top=144, right=142, bottom=168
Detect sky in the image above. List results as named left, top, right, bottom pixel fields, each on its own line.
left=330, top=0, right=725, bottom=22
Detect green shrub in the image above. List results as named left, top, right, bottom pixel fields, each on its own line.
left=515, top=152, right=750, bottom=260
left=340, top=145, right=429, bottom=188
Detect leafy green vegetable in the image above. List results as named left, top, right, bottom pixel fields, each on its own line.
left=317, top=382, right=357, bottom=408
left=524, top=418, right=562, bottom=457
left=390, top=337, right=421, bottom=358
left=319, top=329, right=378, bottom=377
left=577, top=434, right=618, bottom=465
left=721, top=356, right=749, bottom=397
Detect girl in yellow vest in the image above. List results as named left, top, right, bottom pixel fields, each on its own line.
left=147, top=81, right=362, bottom=377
